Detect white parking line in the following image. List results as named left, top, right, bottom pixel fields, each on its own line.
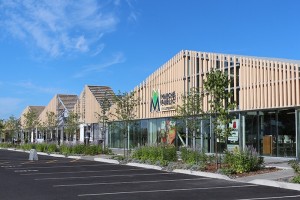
left=35, top=172, right=172, bottom=181
left=8, top=163, right=115, bottom=170
left=21, top=168, right=146, bottom=176
left=236, top=195, right=300, bottom=200
left=78, top=184, right=257, bottom=197
left=53, top=177, right=210, bottom=187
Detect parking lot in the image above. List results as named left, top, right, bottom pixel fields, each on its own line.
left=1, top=149, right=300, bottom=200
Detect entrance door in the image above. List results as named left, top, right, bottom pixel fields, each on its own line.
left=245, top=112, right=259, bottom=152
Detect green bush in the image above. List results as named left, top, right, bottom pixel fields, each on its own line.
left=59, top=144, right=72, bottom=155
left=223, top=146, right=264, bottom=174
left=21, top=143, right=36, bottom=150
left=180, top=147, right=208, bottom=170
left=289, top=160, right=300, bottom=184
left=35, top=143, right=47, bottom=152
left=132, top=145, right=177, bottom=166
left=47, top=143, right=58, bottom=153
left=84, top=145, right=101, bottom=155
left=0, top=142, right=16, bottom=148
left=72, top=144, right=85, bottom=154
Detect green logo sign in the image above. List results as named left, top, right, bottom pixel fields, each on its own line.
left=150, top=89, right=160, bottom=112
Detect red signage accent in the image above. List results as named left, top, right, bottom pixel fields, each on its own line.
left=233, top=121, right=236, bottom=129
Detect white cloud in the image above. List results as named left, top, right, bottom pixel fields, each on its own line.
left=75, top=36, right=89, bottom=52
left=74, top=52, right=126, bottom=78
left=0, top=0, right=120, bottom=57
left=16, top=81, right=64, bottom=94
left=0, top=97, right=23, bottom=119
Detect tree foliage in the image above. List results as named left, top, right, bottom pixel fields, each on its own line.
left=0, top=119, right=5, bottom=141
left=23, top=109, right=40, bottom=133
left=176, top=87, right=204, bottom=149
left=112, top=91, right=140, bottom=135
left=4, top=116, right=21, bottom=141
left=64, top=111, right=79, bottom=141
left=40, top=111, right=58, bottom=141
left=203, top=69, right=236, bottom=167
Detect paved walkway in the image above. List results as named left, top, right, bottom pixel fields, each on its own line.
left=235, top=156, right=295, bottom=182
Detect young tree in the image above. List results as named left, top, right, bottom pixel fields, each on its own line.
left=0, top=119, right=6, bottom=142
left=64, top=111, right=80, bottom=142
left=4, top=116, right=21, bottom=142
left=112, top=91, right=140, bottom=158
left=23, top=110, right=40, bottom=143
left=176, top=87, right=204, bottom=150
left=43, top=111, right=57, bottom=142
left=95, top=91, right=113, bottom=149
left=203, top=68, right=235, bottom=168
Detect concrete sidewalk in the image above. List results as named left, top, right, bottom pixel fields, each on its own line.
left=235, top=156, right=295, bottom=182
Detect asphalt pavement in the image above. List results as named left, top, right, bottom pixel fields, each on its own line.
left=1, top=148, right=300, bottom=200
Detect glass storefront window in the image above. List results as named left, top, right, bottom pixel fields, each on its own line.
left=243, top=109, right=296, bottom=157
left=277, top=110, right=296, bottom=157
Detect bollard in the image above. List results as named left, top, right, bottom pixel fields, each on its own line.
left=29, top=149, right=38, bottom=161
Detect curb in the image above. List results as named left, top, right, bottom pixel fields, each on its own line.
left=49, top=154, right=65, bottom=158
left=173, top=169, right=231, bottom=180
left=94, top=158, right=120, bottom=164
left=68, top=156, right=82, bottom=159
left=266, top=165, right=292, bottom=170
left=37, top=152, right=49, bottom=156
left=126, top=162, right=163, bottom=170
left=249, top=179, right=300, bottom=191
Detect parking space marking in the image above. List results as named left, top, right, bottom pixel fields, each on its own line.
left=14, top=169, right=39, bottom=173
left=70, top=159, right=80, bottom=163
left=78, top=184, right=257, bottom=197
left=0, top=161, right=10, bottom=164
left=35, top=172, right=172, bottom=181
left=236, top=195, right=300, bottom=200
left=21, top=168, right=146, bottom=176
left=21, top=161, right=35, bottom=164
left=7, top=163, right=115, bottom=170
left=45, top=160, right=58, bottom=164
left=53, top=177, right=211, bottom=187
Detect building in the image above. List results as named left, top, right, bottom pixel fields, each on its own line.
left=20, top=105, right=45, bottom=143
left=109, top=50, right=300, bottom=158
left=74, top=85, right=115, bottom=144
left=18, top=50, right=300, bottom=158
left=38, top=94, right=78, bottom=143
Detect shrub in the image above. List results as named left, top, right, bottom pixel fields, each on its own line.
left=21, top=143, right=35, bottom=150
left=223, top=146, right=264, bottom=174
left=47, top=143, right=58, bottom=153
left=84, top=145, right=101, bottom=155
left=35, top=143, right=47, bottom=152
left=59, top=144, right=72, bottom=155
left=289, top=160, right=300, bottom=184
left=132, top=145, right=177, bottom=166
left=72, top=144, right=85, bottom=155
left=0, top=142, right=16, bottom=148
left=180, top=147, right=208, bottom=170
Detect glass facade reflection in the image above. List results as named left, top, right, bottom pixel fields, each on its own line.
left=244, top=109, right=296, bottom=157
left=108, top=108, right=298, bottom=158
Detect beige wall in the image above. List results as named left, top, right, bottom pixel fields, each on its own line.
left=39, top=95, right=58, bottom=123
left=74, top=85, right=116, bottom=124
left=134, top=50, right=300, bottom=119
left=20, top=50, right=300, bottom=124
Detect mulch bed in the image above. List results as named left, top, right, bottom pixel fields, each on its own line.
left=203, top=164, right=281, bottom=178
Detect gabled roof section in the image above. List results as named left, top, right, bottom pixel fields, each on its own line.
left=28, top=106, right=45, bottom=116
left=57, top=94, right=78, bottom=112
left=87, top=85, right=115, bottom=106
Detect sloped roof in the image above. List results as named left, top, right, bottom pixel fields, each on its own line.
left=57, top=94, right=78, bottom=112
left=28, top=106, right=45, bottom=116
left=87, top=85, right=114, bottom=107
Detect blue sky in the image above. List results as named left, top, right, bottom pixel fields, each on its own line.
left=0, top=0, right=299, bottom=119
